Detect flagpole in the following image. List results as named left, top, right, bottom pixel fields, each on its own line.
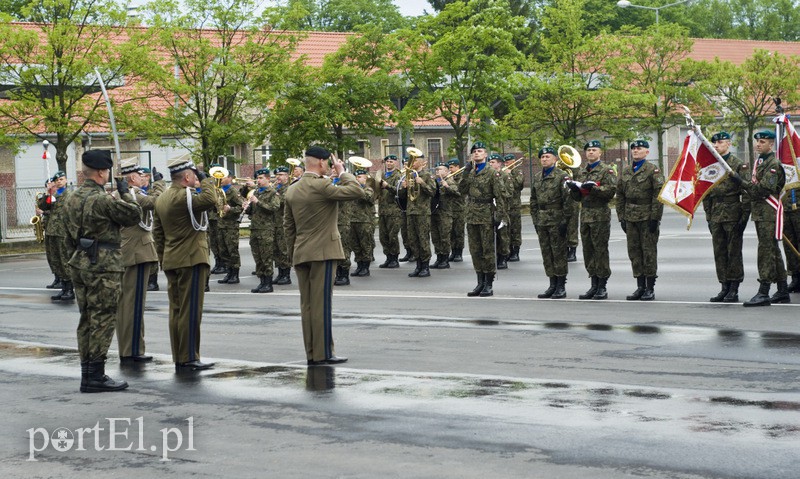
left=681, top=106, right=734, bottom=175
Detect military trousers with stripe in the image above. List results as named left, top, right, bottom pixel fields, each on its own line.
left=295, top=260, right=338, bottom=362
left=117, top=261, right=155, bottom=357
left=164, top=264, right=209, bottom=364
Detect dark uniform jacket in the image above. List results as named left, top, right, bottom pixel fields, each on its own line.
left=458, top=163, right=506, bottom=225
left=616, top=161, right=665, bottom=223
left=530, top=168, right=572, bottom=227
left=570, top=162, right=617, bottom=223
left=702, top=153, right=751, bottom=223
left=249, top=186, right=281, bottom=230
left=744, top=152, right=785, bottom=222
left=117, top=180, right=166, bottom=267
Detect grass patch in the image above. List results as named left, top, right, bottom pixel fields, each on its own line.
left=0, top=240, right=45, bottom=255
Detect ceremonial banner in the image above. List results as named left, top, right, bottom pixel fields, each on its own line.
left=659, top=128, right=727, bottom=224
left=775, top=113, right=800, bottom=189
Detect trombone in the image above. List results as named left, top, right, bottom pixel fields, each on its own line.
left=502, top=158, right=524, bottom=172
left=444, top=166, right=465, bottom=180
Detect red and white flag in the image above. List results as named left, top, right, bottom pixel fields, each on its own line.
left=659, top=129, right=727, bottom=224
left=775, top=113, right=800, bottom=189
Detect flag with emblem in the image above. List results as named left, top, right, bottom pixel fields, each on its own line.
left=659, top=128, right=727, bottom=225
left=775, top=113, right=800, bottom=189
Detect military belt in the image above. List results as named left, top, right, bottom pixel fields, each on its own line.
left=625, top=197, right=651, bottom=205
left=538, top=203, right=563, bottom=211
left=470, top=198, right=493, bottom=204
left=719, top=195, right=741, bottom=203
left=77, top=239, right=120, bottom=250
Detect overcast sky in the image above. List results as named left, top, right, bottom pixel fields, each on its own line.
left=393, top=0, right=432, bottom=16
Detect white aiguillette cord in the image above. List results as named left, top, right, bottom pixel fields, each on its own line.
left=186, top=187, right=208, bottom=231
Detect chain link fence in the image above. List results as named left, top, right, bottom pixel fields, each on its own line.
left=0, top=187, right=45, bottom=242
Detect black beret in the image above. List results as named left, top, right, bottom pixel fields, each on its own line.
left=710, top=132, right=731, bottom=142
left=538, top=146, right=557, bottom=158
left=255, top=168, right=270, bottom=176
left=754, top=130, right=775, bottom=140
left=446, top=159, right=460, bottom=167
left=275, top=166, right=290, bottom=174
left=306, top=145, right=331, bottom=160
left=384, top=154, right=398, bottom=161
left=503, top=154, right=516, bottom=161
left=82, top=150, right=113, bottom=170
left=584, top=140, right=602, bottom=150
left=630, top=139, right=649, bottom=149
left=470, top=141, right=487, bottom=152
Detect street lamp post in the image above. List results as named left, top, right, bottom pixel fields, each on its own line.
left=616, top=0, right=691, bottom=24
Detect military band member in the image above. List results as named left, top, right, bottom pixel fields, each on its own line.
left=431, top=161, right=460, bottom=269
left=207, top=163, right=225, bottom=276
left=616, top=140, right=664, bottom=301
left=38, top=178, right=62, bottom=290
left=153, top=155, right=217, bottom=371
left=568, top=140, right=617, bottom=300
left=351, top=169, right=376, bottom=277
left=291, top=163, right=304, bottom=184
left=272, top=166, right=293, bottom=285
left=39, top=170, right=75, bottom=302
left=503, top=154, right=524, bottom=262
left=333, top=170, right=354, bottom=285
left=247, top=168, right=281, bottom=293
left=399, top=155, right=415, bottom=264
left=531, top=147, right=572, bottom=299
left=489, top=154, right=511, bottom=269
left=284, top=146, right=363, bottom=365
left=566, top=164, right=580, bottom=263
left=737, top=130, right=789, bottom=306
left=216, top=173, right=244, bottom=284
left=63, top=150, right=142, bottom=392
left=400, top=153, right=436, bottom=277
left=702, top=132, right=751, bottom=303
left=377, top=154, right=403, bottom=268
left=459, top=141, right=506, bottom=297
left=783, top=185, right=800, bottom=293
left=447, top=159, right=466, bottom=262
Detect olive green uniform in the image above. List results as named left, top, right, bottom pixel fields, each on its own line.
left=403, top=169, right=436, bottom=263
left=63, top=180, right=142, bottom=362
left=507, top=168, right=524, bottom=255
left=350, top=183, right=376, bottom=263
left=570, top=161, right=618, bottom=279
left=431, top=176, right=459, bottom=258
left=337, top=196, right=353, bottom=270
left=217, top=185, right=243, bottom=269
left=459, top=164, right=506, bottom=273
left=249, top=186, right=281, bottom=278
left=616, top=161, right=664, bottom=278
left=783, top=187, right=800, bottom=280
left=38, top=187, right=71, bottom=282
left=495, top=170, right=512, bottom=259
left=449, top=176, right=466, bottom=257
left=378, top=170, right=403, bottom=256
left=530, top=167, right=572, bottom=278
left=273, top=183, right=292, bottom=271
left=742, top=152, right=786, bottom=283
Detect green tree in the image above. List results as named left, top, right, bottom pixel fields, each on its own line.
left=0, top=0, right=29, bottom=20
left=397, top=0, right=525, bottom=162
left=274, top=0, right=406, bottom=33
left=129, top=0, right=298, bottom=166
left=0, top=0, right=141, bottom=172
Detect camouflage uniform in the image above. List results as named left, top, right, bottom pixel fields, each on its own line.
left=216, top=184, right=244, bottom=282
left=783, top=187, right=800, bottom=290
left=63, top=179, right=141, bottom=364
left=377, top=170, right=403, bottom=264
left=249, top=185, right=281, bottom=289
left=39, top=186, right=73, bottom=299
left=431, top=175, right=459, bottom=267
left=448, top=175, right=466, bottom=261
left=273, top=182, right=292, bottom=275
left=350, top=182, right=376, bottom=275
left=742, top=152, right=786, bottom=285
left=207, top=211, right=221, bottom=271
left=507, top=166, right=524, bottom=260
left=530, top=166, right=573, bottom=297
left=404, top=168, right=436, bottom=276
left=495, top=169, right=512, bottom=267
left=616, top=159, right=664, bottom=299
left=334, top=184, right=354, bottom=285
left=566, top=168, right=581, bottom=259
left=702, top=153, right=751, bottom=301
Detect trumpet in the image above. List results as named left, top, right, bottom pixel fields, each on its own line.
left=209, top=166, right=230, bottom=217
left=231, top=177, right=256, bottom=185
left=502, top=158, right=524, bottom=172
left=444, top=166, right=465, bottom=180
left=405, top=147, right=424, bottom=202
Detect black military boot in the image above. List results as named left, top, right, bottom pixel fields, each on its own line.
left=551, top=276, right=567, bottom=299
left=508, top=245, right=520, bottom=262
left=418, top=261, right=431, bottom=278
left=468, top=273, right=485, bottom=297
left=431, top=254, right=442, bottom=269
left=252, top=276, right=273, bottom=293
left=51, top=281, right=68, bottom=301
left=709, top=281, right=730, bottom=302
left=593, top=277, right=609, bottom=300
left=80, top=361, right=89, bottom=390
left=538, top=277, right=557, bottom=298
left=497, top=254, right=508, bottom=270
left=379, top=256, right=392, bottom=268
left=448, top=250, right=456, bottom=262
left=147, top=272, right=159, bottom=291
left=210, top=261, right=226, bottom=275
left=723, top=281, right=740, bottom=303
left=399, top=250, right=413, bottom=262
left=352, top=262, right=365, bottom=277
left=743, top=281, right=772, bottom=307
left=408, top=259, right=422, bottom=277
left=480, top=272, right=495, bottom=297
left=770, top=280, right=791, bottom=304
left=226, top=268, right=240, bottom=284
left=566, top=246, right=577, bottom=262
left=276, top=268, right=292, bottom=285
left=438, top=254, right=450, bottom=269
left=452, top=248, right=463, bottom=262
left=81, top=361, right=128, bottom=393
left=787, top=273, right=800, bottom=293
left=205, top=276, right=210, bottom=292
left=334, top=266, right=350, bottom=286
left=359, top=261, right=371, bottom=277
left=626, top=276, right=646, bottom=300
left=46, top=275, right=62, bottom=289
left=386, top=254, right=400, bottom=269
left=60, top=281, right=75, bottom=301
left=217, top=269, right=232, bottom=284
left=640, top=276, right=656, bottom=301
left=579, top=276, right=598, bottom=300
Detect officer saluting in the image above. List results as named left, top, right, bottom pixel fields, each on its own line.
left=63, top=150, right=142, bottom=392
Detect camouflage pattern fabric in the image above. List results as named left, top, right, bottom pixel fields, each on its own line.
left=217, top=185, right=243, bottom=268
left=459, top=164, right=506, bottom=273
left=249, top=186, right=280, bottom=278
left=351, top=183, right=375, bottom=262
left=507, top=168, right=524, bottom=249
left=571, top=161, right=618, bottom=279
left=616, top=161, right=664, bottom=277
left=337, top=199, right=353, bottom=269
left=530, top=168, right=572, bottom=277
left=378, top=170, right=403, bottom=255
left=743, top=152, right=787, bottom=283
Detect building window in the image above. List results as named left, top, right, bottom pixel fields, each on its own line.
left=357, top=139, right=370, bottom=158
left=380, top=139, right=389, bottom=158
left=427, top=138, right=442, bottom=164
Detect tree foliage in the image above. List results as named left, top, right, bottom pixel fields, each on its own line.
left=274, top=0, right=406, bottom=33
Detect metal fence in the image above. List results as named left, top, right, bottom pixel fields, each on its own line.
left=0, top=187, right=47, bottom=242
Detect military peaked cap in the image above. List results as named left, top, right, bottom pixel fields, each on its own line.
left=120, top=157, right=141, bottom=175
left=167, top=154, right=195, bottom=174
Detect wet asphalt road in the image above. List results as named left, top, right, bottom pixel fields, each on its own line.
left=1, top=210, right=799, bottom=479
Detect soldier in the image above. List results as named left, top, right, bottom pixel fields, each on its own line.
left=488, top=154, right=511, bottom=269
left=140, top=167, right=162, bottom=292
left=503, top=154, right=524, bottom=262
left=459, top=141, right=506, bottom=297
left=736, top=130, right=789, bottom=306
left=567, top=140, right=617, bottom=300
left=153, top=155, right=218, bottom=371
left=431, top=161, right=460, bottom=269
left=400, top=152, right=436, bottom=277
left=290, top=163, right=304, bottom=184
left=247, top=168, right=281, bottom=293
left=350, top=169, right=376, bottom=277
left=272, top=166, right=293, bottom=285
left=702, top=132, right=751, bottom=303
left=377, top=154, right=403, bottom=268
left=207, top=163, right=225, bottom=276
left=216, top=172, right=244, bottom=284
left=565, top=164, right=580, bottom=263
left=114, top=159, right=165, bottom=363
left=284, top=146, right=363, bottom=365
left=784, top=184, right=800, bottom=293
left=616, top=140, right=664, bottom=301
left=447, top=159, right=466, bottom=262
left=39, top=171, right=75, bottom=302
left=63, top=150, right=142, bottom=392
left=333, top=170, right=354, bottom=286
left=531, top=146, right=572, bottom=299
left=37, top=178, right=62, bottom=290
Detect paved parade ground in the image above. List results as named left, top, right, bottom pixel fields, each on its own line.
left=1, top=210, right=798, bottom=479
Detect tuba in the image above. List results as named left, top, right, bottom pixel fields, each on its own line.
left=557, top=145, right=582, bottom=178
left=405, top=147, right=424, bottom=202
left=347, top=156, right=372, bottom=172
left=209, top=165, right=230, bottom=217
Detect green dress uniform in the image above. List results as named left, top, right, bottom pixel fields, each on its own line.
left=530, top=165, right=572, bottom=298
left=216, top=184, right=244, bottom=283
left=403, top=168, right=436, bottom=277
left=284, top=165, right=364, bottom=364
left=377, top=169, right=403, bottom=267
left=273, top=179, right=293, bottom=285
left=63, top=151, right=142, bottom=392
left=350, top=181, right=376, bottom=277
left=506, top=162, right=524, bottom=261
left=702, top=152, right=751, bottom=302
left=153, top=171, right=218, bottom=368
left=39, top=182, right=74, bottom=301
left=616, top=153, right=664, bottom=300
left=741, top=148, right=788, bottom=306
left=569, top=159, right=617, bottom=300
left=458, top=159, right=506, bottom=297
left=783, top=187, right=800, bottom=292
left=115, top=175, right=165, bottom=360
left=249, top=183, right=281, bottom=293
left=431, top=174, right=459, bottom=268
